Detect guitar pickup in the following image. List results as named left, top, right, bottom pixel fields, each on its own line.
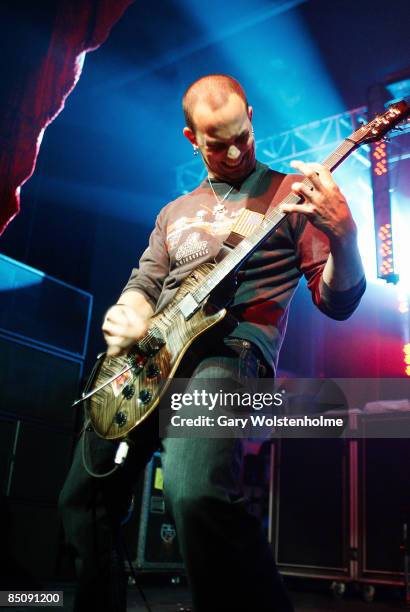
left=136, top=327, right=165, bottom=357
left=179, top=293, right=200, bottom=319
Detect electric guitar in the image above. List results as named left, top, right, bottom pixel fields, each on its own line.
left=77, top=101, right=409, bottom=439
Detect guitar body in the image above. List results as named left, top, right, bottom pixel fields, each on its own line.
left=86, top=262, right=227, bottom=439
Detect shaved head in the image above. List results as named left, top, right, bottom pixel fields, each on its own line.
left=183, top=74, right=248, bottom=131
left=182, top=74, right=255, bottom=183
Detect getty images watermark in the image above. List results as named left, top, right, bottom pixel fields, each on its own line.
left=159, top=381, right=349, bottom=438
left=158, top=378, right=410, bottom=438
left=169, top=389, right=343, bottom=429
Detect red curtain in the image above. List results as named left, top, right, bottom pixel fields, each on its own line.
left=0, top=0, right=134, bottom=235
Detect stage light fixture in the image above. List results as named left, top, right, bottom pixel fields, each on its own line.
left=367, top=73, right=410, bottom=285
left=404, top=344, right=410, bottom=376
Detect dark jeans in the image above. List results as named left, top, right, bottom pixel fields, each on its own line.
left=58, top=338, right=294, bottom=612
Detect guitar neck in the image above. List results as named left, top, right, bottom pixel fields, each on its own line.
left=192, top=137, right=358, bottom=304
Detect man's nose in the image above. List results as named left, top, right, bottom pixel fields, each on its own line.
left=226, top=144, right=241, bottom=160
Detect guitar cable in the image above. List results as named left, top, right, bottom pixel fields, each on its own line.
left=81, top=419, right=131, bottom=478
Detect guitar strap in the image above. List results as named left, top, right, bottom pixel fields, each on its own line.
left=223, top=208, right=266, bottom=249
left=217, top=167, right=283, bottom=258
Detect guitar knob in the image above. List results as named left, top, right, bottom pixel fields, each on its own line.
left=146, top=363, right=160, bottom=378
left=122, top=384, right=135, bottom=399
left=127, top=354, right=145, bottom=374
left=114, top=411, right=128, bottom=426
left=139, top=389, right=152, bottom=404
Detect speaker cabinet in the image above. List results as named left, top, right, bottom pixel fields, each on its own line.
left=9, top=422, right=74, bottom=503
left=273, top=438, right=350, bottom=578
left=0, top=254, right=92, bottom=583
left=1, top=499, right=62, bottom=584
left=0, top=335, right=82, bottom=428
left=0, top=253, right=91, bottom=357
left=359, top=434, right=410, bottom=581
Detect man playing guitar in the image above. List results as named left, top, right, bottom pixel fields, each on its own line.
left=59, top=74, right=366, bottom=612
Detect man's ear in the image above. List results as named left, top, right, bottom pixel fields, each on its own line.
left=247, top=105, right=253, bottom=122
left=183, top=126, right=196, bottom=146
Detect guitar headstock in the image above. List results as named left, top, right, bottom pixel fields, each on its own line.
left=350, top=100, right=410, bottom=145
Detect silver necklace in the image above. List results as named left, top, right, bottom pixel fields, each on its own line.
left=207, top=177, right=234, bottom=206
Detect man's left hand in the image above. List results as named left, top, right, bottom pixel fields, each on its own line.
left=279, top=160, right=357, bottom=246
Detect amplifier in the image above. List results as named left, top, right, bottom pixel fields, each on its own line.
left=0, top=254, right=92, bottom=583
left=273, top=438, right=350, bottom=577
left=0, top=253, right=92, bottom=358
left=359, top=433, right=410, bottom=580
left=0, top=335, right=82, bottom=428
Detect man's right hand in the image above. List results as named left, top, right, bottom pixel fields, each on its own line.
left=102, top=303, right=149, bottom=357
